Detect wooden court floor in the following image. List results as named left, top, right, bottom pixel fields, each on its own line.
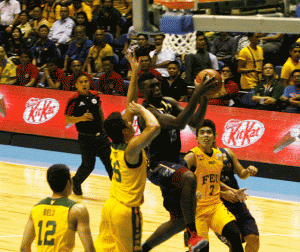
left=1, top=162, right=300, bottom=252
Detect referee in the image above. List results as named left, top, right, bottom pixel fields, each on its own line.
left=65, top=74, right=113, bottom=195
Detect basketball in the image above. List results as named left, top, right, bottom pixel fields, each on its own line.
left=194, top=69, right=223, bottom=95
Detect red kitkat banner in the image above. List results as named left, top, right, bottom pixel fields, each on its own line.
left=0, top=85, right=299, bottom=167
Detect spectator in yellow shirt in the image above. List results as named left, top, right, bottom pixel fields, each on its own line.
left=0, top=47, right=17, bottom=85
left=56, top=0, right=93, bottom=22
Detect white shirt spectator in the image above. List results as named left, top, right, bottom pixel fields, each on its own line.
left=0, top=0, right=21, bottom=26
left=209, top=52, right=219, bottom=71
left=48, top=17, right=75, bottom=45
left=149, top=50, right=175, bottom=77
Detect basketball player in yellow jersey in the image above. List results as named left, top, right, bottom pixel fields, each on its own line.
left=20, top=164, right=95, bottom=252
left=184, top=119, right=244, bottom=252
left=94, top=52, right=160, bottom=252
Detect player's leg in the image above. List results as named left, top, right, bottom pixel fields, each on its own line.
left=227, top=202, right=259, bottom=252
left=173, top=167, right=208, bottom=251
left=96, top=133, right=113, bottom=179
left=244, top=234, right=259, bottom=252
left=142, top=218, right=185, bottom=252
left=210, top=202, right=243, bottom=252
left=73, top=134, right=96, bottom=195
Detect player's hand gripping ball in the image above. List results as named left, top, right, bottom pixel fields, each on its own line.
left=194, top=69, right=223, bottom=96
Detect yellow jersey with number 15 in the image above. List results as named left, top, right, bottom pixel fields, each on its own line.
left=190, top=147, right=223, bottom=206
left=110, top=143, right=148, bottom=208
left=31, top=197, right=77, bottom=252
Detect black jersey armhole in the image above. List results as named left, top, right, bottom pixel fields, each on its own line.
left=125, top=152, right=143, bottom=169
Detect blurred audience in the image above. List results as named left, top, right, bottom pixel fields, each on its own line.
left=94, top=0, right=122, bottom=39
left=16, top=49, right=39, bottom=87
left=17, top=11, right=33, bottom=39
left=280, top=43, right=300, bottom=88
left=5, top=27, right=28, bottom=65
left=0, top=0, right=21, bottom=34
left=208, top=64, right=239, bottom=106
left=164, top=60, right=188, bottom=102
left=64, top=25, right=92, bottom=73
left=134, top=33, right=154, bottom=59
left=184, top=31, right=218, bottom=87
left=38, top=57, right=64, bottom=89
left=62, top=59, right=96, bottom=91
left=32, top=25, right=60, bottom=70
left=149, top=33, right=175, bottom=78
left=211, top=32, right=236, bottom=65
left=238, top=32, right=263, bottom=91
left=48, top=5, right=75, bottom=58
left=73, top=11, right=94, bottom=40
left=252, top=62, right=284, bottom=111
left=97, top=56, right=124, bottom=95
left=84, top=29, right=114, bottom=77
left=280, top=69, right=300, bottom=113
left=42, top=0, right=59, bottom=25
left=0, top=46, right=17, bottom=85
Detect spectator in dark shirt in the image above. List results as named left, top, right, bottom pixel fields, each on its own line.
left=134, top=33, right=155, bottom=59
left=94, top=0, right=122, bottom=39
left=211, top=32, right=236, bottom=65
left=73, top=11, right=94, bottom=40
left=165, top=60, right=188, bottom=102
left=185, top=31, right=218, bottom=87
left=62, top=59, right=96, bottom=91
left=16, top=49, right=39, bottom=87
left=252, top=62, right=284, bottom=111
left=208, top=64, right=239, bottom=106
left=64, top=25, right=93, bottom=73
left=97, top=56, right=124, bottom=95
left=32, top=24, right=60, bottom=71
left=5, top=27, right=27, bottom=65
left=38, top=57, right=64, bottom=89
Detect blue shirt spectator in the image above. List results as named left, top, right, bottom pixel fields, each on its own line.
left=32, top=24, right=60, bottom=70
left=64, top=25, right=92, bottom=72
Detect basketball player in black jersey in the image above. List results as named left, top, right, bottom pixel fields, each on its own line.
left=137, top=71, right=217, bottom=252
left=217, top=147, right=259, bottom=252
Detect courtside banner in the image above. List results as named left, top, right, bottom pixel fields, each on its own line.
left=0, top=85, right=299, bottom=167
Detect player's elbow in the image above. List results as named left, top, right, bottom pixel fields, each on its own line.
left=151, top=124, right=161, bottom=137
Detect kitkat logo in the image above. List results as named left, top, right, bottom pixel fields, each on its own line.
left=222, top=119, right=265, bottom=148
left=23, top=98, right=60, bottom=124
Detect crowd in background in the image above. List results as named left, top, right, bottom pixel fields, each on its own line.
left=0, top=0, right=300, bottom=113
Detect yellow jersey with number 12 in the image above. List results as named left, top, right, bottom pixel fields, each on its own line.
left=110, top=143, right=148, bottom=208
left=31, top=197, right=77, bottom=252
left=190, top=147, right=223, bottom=206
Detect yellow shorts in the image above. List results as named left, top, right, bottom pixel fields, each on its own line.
left=94, top=197, right=142, bottom=252
left=195, top=201, right=236, bottom=241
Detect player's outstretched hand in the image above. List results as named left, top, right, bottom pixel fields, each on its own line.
left=235, top=188, right=248, bottom=202
left=194, top=74, right=217, bottom=96
left=125, top=51, right=141, bottom=72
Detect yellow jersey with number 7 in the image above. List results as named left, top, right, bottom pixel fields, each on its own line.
left=110, top=143, right=148, bottom=208
left=190, top=147, right=223, bottom=206
left=31, top=197, right=77, bottom=252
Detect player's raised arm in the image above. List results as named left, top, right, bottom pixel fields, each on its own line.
left=123, top=52, right=141, bottom=123
left=125, top=101, right=160, bottom=165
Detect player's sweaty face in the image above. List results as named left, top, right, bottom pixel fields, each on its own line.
left=197, top=127, right=215, bottom=148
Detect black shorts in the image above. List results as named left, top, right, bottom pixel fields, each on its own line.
left=216, top=200, right=259, bottom=245
left=147, top=161, right=189, bottom=220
